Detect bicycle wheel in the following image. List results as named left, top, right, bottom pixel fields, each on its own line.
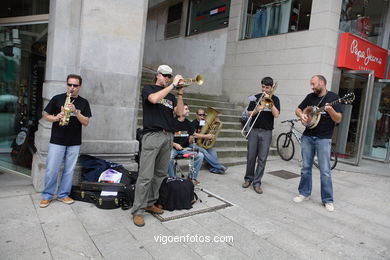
left=313, top=146, right=338, bottom=170
left=276, top=133, right=295, bottom=161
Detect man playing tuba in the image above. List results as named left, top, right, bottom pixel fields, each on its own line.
left=191, top=108, right=227, bottom=174
left=242, top=77, right=280, bottom=194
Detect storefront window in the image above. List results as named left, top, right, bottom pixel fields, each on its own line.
left=339, top=0, right=388, bottom=45
left=187, top=0, right=230, bottom=36
left=0, top=23, right=47, bottom=174
left=0, top=0, right=49, bottom=18
left=241, top=0, right=312, bottom=39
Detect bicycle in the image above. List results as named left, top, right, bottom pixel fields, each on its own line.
left=276, top=119, right=338, bottom=170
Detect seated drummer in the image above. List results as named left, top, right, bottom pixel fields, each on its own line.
left=168, top=104, right=204, bottom=185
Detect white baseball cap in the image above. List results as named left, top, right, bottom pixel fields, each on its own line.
left=157, top=65, right=173, bottom=75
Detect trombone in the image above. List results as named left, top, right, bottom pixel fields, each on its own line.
left=240, top=93, right=265, bottom=138
left=240, top=81, right=278, bottom=138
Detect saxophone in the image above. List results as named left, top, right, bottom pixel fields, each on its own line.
left=59, top=90, right=73, bottom=126
left=196, top=106, right=222, bottom=149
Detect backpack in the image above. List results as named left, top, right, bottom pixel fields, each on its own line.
left=156, top=177, right=197, bottom=211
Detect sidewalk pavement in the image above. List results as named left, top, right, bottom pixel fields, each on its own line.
left=1, top=156, right=389, bottom=260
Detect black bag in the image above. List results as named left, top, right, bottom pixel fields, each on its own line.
left=95, top=195, right=123, bottom=209
left=79, top=181, right=136, bottom=210
left=70, top=186, right=99, bottom=204
left=156, top=177, right=196, bottom=211
left=111, top=165, right=138, bottom=185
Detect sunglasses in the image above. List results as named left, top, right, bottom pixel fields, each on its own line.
left=197, top=114, right=206, bottom=116
left=161, top=74, right=172, bottom=79
left=67, top=83, right=80, bottom=87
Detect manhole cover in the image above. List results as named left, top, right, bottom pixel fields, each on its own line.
left=152, top=188, right=233, bottom=222
left=267, top=170, right=300, bottom=179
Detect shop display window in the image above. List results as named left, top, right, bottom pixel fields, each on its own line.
left=339, top=0, right=388, bottom=45
left=241, top=0, right=312, bottom=39
left=0, top=24, right=47, bottom=173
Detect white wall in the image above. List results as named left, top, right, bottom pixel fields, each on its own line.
left=143, top=1, right=228, bottom=95
left=223, top=0, right=343, bottom=137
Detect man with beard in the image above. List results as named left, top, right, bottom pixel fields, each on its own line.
left=293, top=75, right=342, bottom=212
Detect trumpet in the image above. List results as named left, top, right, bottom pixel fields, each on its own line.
left=183, top=74, right=204, bottom=86
left=172, top=74, right=204, bottom=88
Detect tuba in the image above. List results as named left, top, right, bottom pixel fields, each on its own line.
left=59, top=90, right=73, bottom=126
left=260, top=81, right=278, bottom=109
left=197, top=106, right=222, bottom=149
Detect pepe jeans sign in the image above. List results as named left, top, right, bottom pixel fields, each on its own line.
left=337, top=33, right=388, bottom=78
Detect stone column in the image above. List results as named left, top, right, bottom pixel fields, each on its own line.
left=32, top=0, right=148, bottom=191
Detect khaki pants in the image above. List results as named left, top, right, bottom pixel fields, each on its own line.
left=131, top=131, right=173, bottom=215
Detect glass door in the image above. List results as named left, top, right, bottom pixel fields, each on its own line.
left=0, top=23, right=47, bottom=175
left=334, top=70, right=374, bottom=165
left=363, top=79, right=390, bottom=163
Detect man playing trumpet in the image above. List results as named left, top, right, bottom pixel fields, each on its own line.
left=242, top=77, right=280, bottom=194
left=132, top=65, right=185, bottom=227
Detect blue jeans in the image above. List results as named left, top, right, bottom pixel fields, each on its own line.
left=190, top=144, right=226, bottom=173
left=41, top=143, right=80, bottom=200
left=168, top=148, right=204, bottom=179
left=298, top=135, right=333, bottom=203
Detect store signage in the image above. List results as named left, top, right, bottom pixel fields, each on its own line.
left=337, top=33, right=388, bottom=78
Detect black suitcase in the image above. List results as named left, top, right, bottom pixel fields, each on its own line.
left=95, top=195, right=122, bottom=209
left=80, top=181, right=125, bottom=192
left=79, top=182, right=136, bottom=210
left=70, top=186, right=98, bottom=203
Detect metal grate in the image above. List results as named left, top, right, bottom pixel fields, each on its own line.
left=152, top=188, right=233, bottom=222
left=267, top=170, right=300, bottom=179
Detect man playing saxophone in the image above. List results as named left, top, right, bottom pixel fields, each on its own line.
left=242, top=77, right=280, bottom=194
left=40, top=74, right=91, bottom=208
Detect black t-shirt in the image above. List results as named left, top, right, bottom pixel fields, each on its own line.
left=173, top=118, right=194, bottom=148
left=191, top=119, right=201, bottom=133
left=298, top=91, right=342, bottom=139
left=44, top=93, right=92, bottom=146
left=247, top=94, right=280, bottom=130
left=142, top=85, right=177, bottom=133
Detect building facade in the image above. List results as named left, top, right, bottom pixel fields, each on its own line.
left=0, top=0, right=147, bottom=190
left=1, top=0, right=389, bottom=185
left=145, top=0, right=390, bottom=166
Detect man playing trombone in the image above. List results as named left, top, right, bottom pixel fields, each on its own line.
left=242, top=77, right=280, bottom=194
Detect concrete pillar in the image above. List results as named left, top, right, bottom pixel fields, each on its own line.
left=32, top=0, right=148, bottom=191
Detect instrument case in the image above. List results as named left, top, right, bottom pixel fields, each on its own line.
left=70, top=186, right=99, bottom=204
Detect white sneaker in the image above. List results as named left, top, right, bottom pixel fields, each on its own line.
left=293, top=194, right=309, bottom=203
left=324, top=203, right=334, bottom=212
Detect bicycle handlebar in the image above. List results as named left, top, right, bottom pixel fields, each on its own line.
left=281, top=118, right=300, bottom=124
